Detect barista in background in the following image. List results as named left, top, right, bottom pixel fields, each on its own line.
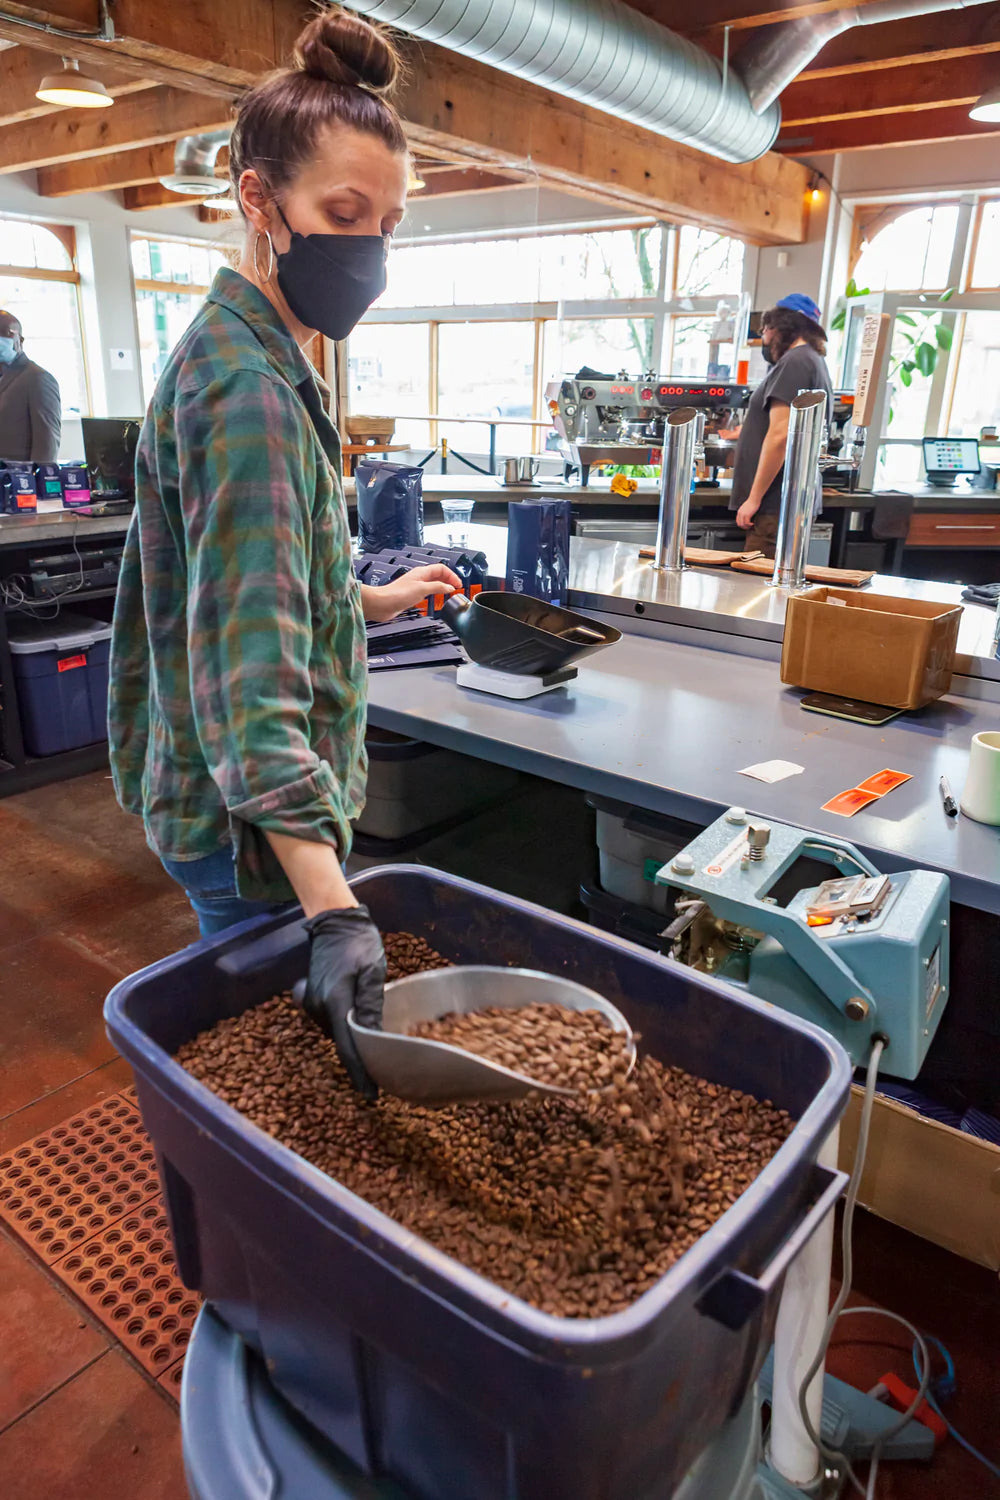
left=0, top=311, right=62, bottom=463
left=730, top=294, right=833, bottom=558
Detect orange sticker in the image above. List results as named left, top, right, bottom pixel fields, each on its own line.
left=822, top=788, right=879, bottom=818
left=856, top=768, right=912, bottom=797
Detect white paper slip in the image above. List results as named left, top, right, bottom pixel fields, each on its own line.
left=739, top=760, right=805, bottom=784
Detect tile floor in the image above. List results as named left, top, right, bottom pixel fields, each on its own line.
left=0, top=769, right=997, bottom=1498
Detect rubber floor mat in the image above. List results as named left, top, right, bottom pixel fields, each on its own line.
left=0, top=1090, right=198, bottom=1391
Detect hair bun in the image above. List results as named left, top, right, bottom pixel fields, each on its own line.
left=295, top=5, right=400, bottom=95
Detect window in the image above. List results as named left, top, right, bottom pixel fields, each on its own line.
left=0, top=215, right=88, bottom=417
left=131, top=234, right=230, bottom=403
left=544, top=317, right=655, bottom=381
left=352, top=221, right=747, bottom=460
left=947, top=313, right=1000, bottom=437
left=348, top=323, right=430, bottom=447
left=970, top=201, right=1000, bottom=289
left=379, top=226, right=666, bottom=309
left=439, top=322, right=536, bottom=455
left=853, top=205, right=959, bottom=292
left=675, top=226, right=744, bottom=298
left=668, top=317, right=715, bottom=378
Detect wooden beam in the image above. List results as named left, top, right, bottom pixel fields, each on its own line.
left=3, top=3, right=805, bottom=241
left=0, top=86, right=233, bottom=173
left=0, top=1, right=277, bottom=95
left=0, top=42, right=155, bottom=126
left=123, top=182, right=224, bottom=211
left=629, top=0, right=920, bottom=36
left=777, top=105, right=1000, bottom=154
left=798, top=5, right=1000, bottom=80
left=412, top=168, right=529, bottom=197
left=38, top=141, right=231, bottom=196
left=198, top=202, right=239, bottom=224
left=39, top=142, right=178, bottom=195
left=781, top=54, right=1000, bottom=126
left=395, top=44, right=807, bottom=244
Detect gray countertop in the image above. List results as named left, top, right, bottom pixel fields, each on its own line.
left=366, top=629, right=1000, bottom=914
left=343, top=473, right=886, bottom=512
left=0, top=508, right=131, bottom=547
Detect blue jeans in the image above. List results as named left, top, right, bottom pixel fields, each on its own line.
left=160, top=846, right=295, bottom=939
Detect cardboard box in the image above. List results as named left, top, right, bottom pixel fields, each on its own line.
left=838, top=1087, right=1000, bottom=1271
left=781, top=588, right=963, bottom=709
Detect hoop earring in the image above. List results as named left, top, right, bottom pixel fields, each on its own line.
left=253, top=229, right=275, bottom=284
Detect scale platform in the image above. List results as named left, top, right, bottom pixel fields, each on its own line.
left=456, top=662, right=578, bottom=699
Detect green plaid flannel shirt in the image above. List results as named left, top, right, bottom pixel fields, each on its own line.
left=109, top=268, right=368, bottom=901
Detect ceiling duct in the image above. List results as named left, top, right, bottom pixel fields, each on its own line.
left=347, top=0, right=781, bottom=164
left=160, top=129, right=231, bottom=195
left=736, top=0, right=998, bottom=116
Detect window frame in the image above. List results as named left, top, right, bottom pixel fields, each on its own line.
left=0, top=214, right=91, bottom=416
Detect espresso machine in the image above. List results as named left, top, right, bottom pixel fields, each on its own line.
left=818, top=391, right=865, bottom=492
left=546, top=371, right=751, bottom=487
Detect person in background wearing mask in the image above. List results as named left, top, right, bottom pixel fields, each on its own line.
left=0, top=310, right=62, bottom=462
left=108, top=6, right=457, bottom=1098
left=730, top=293, right=833, bottom=558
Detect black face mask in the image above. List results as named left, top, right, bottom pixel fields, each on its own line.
left=274, top=205, right=388, bottom=341
left=761, top=340, right=778, bottom=366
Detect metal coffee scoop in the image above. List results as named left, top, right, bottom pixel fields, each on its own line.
left=346, top=966, right=637, bottom=1106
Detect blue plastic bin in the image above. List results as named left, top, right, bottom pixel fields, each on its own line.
left=8, top=612, right=112, bottom=756
left=105, top=867, right=850, bottom=1500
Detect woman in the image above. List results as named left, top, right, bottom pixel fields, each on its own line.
left=730, top=294, right=834, bottom=558
left=109, top=6, right=455, bottom=1095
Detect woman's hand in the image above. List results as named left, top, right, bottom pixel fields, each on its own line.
left=361, top=563, right=463, bottom=624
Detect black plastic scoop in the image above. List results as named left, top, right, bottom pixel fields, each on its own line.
left=441, top=592, right=621, bottom=677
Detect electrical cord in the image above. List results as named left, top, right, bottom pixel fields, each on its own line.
left=0, top=0, right=113, bottom=43
left=792, top=1038, right=935, bottom=1498
left=1, top=515, right=87, bottom=620
left=911, top=1338, right=1000, bottom=1482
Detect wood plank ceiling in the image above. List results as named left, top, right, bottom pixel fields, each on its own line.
left=0, top=1, right=997, bottom=236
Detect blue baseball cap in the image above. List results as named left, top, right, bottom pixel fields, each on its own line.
left=775, top=292, right=824, bottom=326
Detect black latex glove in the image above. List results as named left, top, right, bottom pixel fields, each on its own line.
left=303, top=904, right=386, bottom=1098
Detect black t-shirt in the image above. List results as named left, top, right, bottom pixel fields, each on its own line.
left=729, top=343, right=833, bottom=515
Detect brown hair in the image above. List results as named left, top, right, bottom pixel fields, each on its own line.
left=761, top=306, right=828, bottom=361
left=229, top=5, right=407, bottom=208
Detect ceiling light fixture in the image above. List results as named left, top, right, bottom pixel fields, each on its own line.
left=969, top=85, right=1000, bottom=124
left=408, top=172, right=427, bottom=192
left=160, top=131, right=232, bottom=196
left=36, top=56, right=113, bottom=108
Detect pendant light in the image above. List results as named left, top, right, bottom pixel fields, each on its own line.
left=969, top=86, right=1000, bottom=124
left=36, top=58, right=113, bottom=109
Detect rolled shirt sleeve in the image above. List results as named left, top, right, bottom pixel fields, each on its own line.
left=176, top=368, right=357, bottom=897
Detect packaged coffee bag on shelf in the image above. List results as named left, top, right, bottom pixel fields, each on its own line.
left=356, top=460, right=424, bottom=554
left=506, top=499, right=572, bottom=603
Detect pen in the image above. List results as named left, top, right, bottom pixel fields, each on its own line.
left=940, top=775, right=958, bottom=818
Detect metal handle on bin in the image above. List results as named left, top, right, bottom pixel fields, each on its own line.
left=695, top=1164, right=846, bottom=1332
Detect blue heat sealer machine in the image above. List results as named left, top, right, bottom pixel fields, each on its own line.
left=655, top=806, right=950, bottom=1080
left=655, top=808, right=950, bottom=1495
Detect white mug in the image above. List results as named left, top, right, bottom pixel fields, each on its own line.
left=960, top=731, right=1000, bottom=825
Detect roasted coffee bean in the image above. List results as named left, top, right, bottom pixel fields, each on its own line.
left=412, top=1004, right=632, bottom=1094
left=175, top=933, right=793, bottom=1320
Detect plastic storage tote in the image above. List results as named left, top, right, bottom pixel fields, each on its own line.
left=356, top=727, right=520, bottom=840
left=588, top=793, right=701, bottom=915
left=8, top=611, right=112, bottom=756
left=181, top=1304, right=763, bottom=1500
left=105, top=866, right=850, bottom=1500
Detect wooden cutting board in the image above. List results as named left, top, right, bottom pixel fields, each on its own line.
left=638, top=546, right=763, bottom=566
left=730, top=557, right=875, bottom=587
